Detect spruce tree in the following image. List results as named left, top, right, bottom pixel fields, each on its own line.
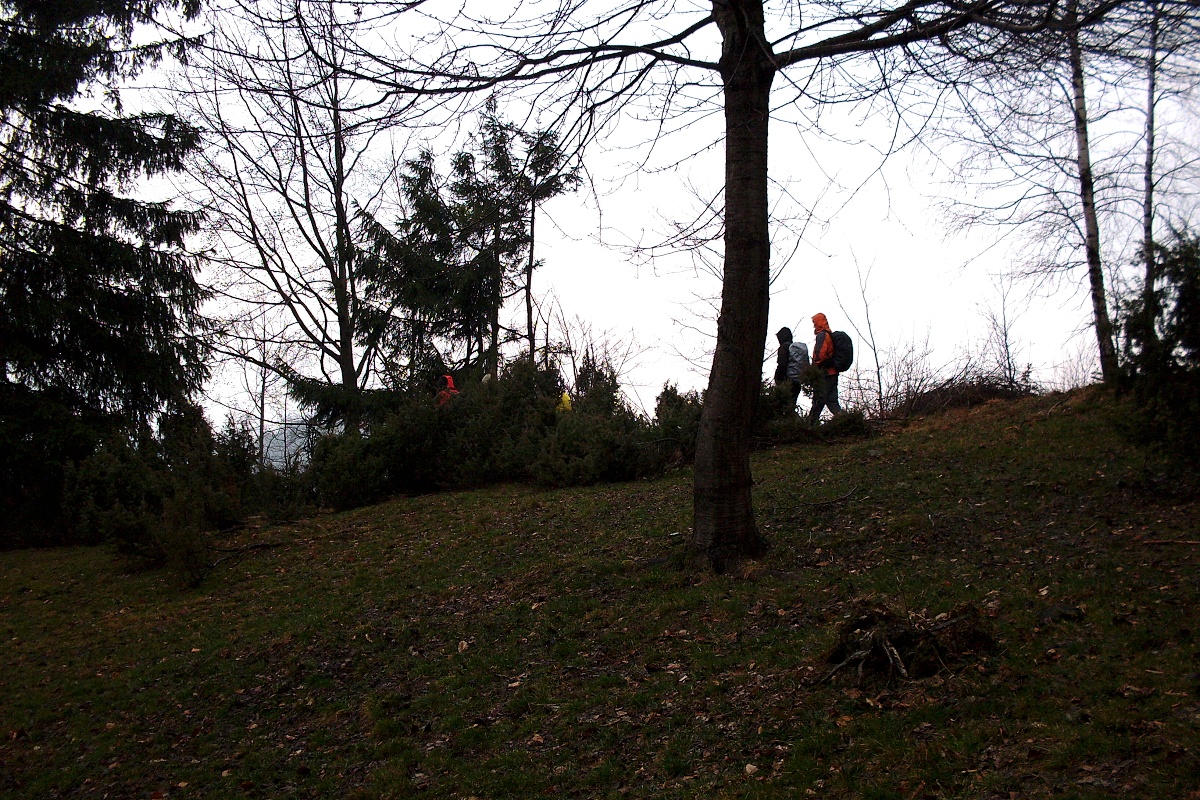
left=357, top=103, right=577, bottom=386
left=0, top=0, right=205, bottom=541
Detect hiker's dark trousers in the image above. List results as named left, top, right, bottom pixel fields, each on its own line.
left=787, top=378, right=802, bottom=410
left=807, top=373, right=841, bottom=424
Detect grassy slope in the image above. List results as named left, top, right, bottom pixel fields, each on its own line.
left=2, top=389, right=1198, bottom=799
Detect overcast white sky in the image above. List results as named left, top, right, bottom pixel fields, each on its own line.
left=173, top=0, right=1193, bottom=422
left=526, top=107, right=1106, bottom=414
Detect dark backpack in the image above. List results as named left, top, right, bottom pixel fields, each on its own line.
left=830, top=330, right=853, bottom=372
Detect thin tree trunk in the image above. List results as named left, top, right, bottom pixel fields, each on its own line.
left=1067, top=3, right=1119, bottom=382
left=255, top=316, right=268, bottom=465
left=527, top=199, right=537, bottom=362
left=1141, top=0, right=1160, bottom=337
left=331, top=87, right=360, bottom=430
left=490, top=303, right=500, bottom=377
left=258, top=364, right=267, bottom=466
left=690, top=0, right=773, bottom=571
left=282, top=395, right=288, bottom=466
left=489, top=230, right=501, bottom=378
left=855, top=265, right=886, bottom=418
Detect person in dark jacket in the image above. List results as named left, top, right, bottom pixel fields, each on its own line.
left=774, top=326, right=809, bottom=411
left=806, top=313, right=842, bottom=424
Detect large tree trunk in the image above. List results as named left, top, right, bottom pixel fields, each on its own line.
left=690, top=0, right=773, bottom=571
left=1067, top=3, right=1119, bottom=382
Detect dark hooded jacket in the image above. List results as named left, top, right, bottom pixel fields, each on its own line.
left=774, top=327, right=793, bottom=383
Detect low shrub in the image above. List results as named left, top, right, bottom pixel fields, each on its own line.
left=61, top=403, right=248, bottom=586
left=758, top=407, right=868, bottom=445
left=310, top=432, right=390, bottom=511
left=892, top=372, right=1037, bottom=418
left=0, top=384, right=110, bottom=547
left=63, top=435, right=163, bottom=549
left=310, top=360, right=670, bottom=508
left=241, top=465, right=315, bottom=522
left=441, top=360, right=560, bottom=481
left=756, top=380, right=800, bottom=427
left=653, top=383, right=703, bottom=464
left=818, top=408, right=870, bottom=437
left=532, top=407, right=666, bottom=487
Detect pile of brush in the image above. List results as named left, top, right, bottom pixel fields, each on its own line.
left=814, top=598, right=998, bottom=685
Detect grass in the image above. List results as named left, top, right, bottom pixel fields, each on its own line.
left=2, top=387, right=1198, bottom=799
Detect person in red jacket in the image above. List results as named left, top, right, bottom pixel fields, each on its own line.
left=806, top=313, right=842, bottom=424
left=436, top=374, right=459, bottom=406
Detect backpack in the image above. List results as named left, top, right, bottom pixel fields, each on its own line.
left=787, top=341, right=810, bottom=378
left=830, top=330, right=853, bottom=372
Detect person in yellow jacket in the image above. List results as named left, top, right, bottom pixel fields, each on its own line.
left=806, top=312, right=842, bottom=424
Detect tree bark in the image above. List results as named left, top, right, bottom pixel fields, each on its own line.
left=1141, top=0, right=1160, bottom=337
left=527, top=199, right=537, bottom=362
left=690, top=0, right=773, bottom=571
left=489, top=226, right=502, bottom=378
left=330, top=79, right=361, bottom=431
left=258, top=361, right=267, bottom=466
left=1067, top=2, right=1119, bottom=382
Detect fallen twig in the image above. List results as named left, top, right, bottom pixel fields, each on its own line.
left=1144, top=540, right=1200, bottom=546
left=206, top=540, right=291, bottom=569
left=810, top=647, right=871, bottom=685
left=1042, top=398, right=1069, bottom=416
left=801, top=485, right=858, bottom=506
left=882, top=635, right=909, bottom=679
left=208, top=541, right=291, bottom=554
left=926, top=614, right=970, bottom=633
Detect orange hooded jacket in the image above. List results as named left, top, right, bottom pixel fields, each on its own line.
left=812, top=313, right=837, bottom=375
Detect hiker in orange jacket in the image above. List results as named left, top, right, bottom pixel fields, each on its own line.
left=807, top=313, right=842, bottom=424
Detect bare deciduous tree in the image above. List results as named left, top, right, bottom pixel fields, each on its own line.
left=979, top=273, right=1029, bottom=388
left=930, top=0, right=1200, bottom=383
left=179, top=0, right=403, bottom=428
left=1132, top=0, right=1200, bottom=353
left=313, top=0, right=1125, bottom=569
left=214, top=309, right=308, bottom=466
left=834, top=258, right=887, bottom=419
